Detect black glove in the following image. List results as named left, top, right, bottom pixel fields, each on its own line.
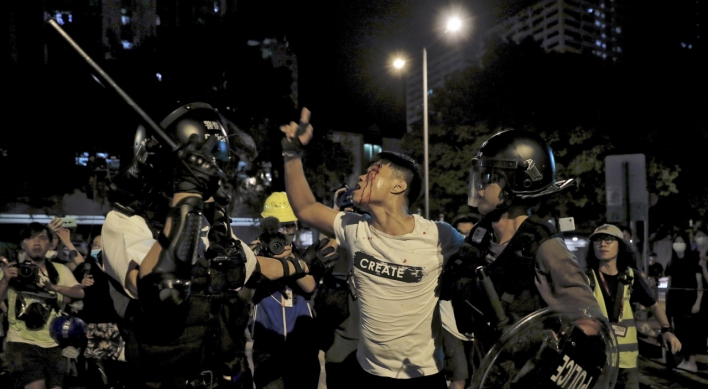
left=302, top=238, right=339, bottom=280
left=280, top=120, right=310, bottom=158
left=173, top=134, right=225, bottom=198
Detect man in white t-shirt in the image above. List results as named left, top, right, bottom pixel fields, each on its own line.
left=281, top=108, right=465, bottom=388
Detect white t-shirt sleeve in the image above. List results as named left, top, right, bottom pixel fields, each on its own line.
left=233, top=232, right=257, bottom=282
left=101, top=211, right=155, bottom=298
left=436, top=221, right=465, bottom=261
left=333, top=211, right=365, bottom=246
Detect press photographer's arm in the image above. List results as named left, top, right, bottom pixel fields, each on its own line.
left=0, top=262, right=19, bottom=302
left=38, top=277, right=85, bottom=299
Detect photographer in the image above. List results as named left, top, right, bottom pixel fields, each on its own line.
left=0, top=222, right=84, bottom=389
left=246, top=192, right=325, bottom=388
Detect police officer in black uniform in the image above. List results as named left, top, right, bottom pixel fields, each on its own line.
left=441, top=129, right=610, bottom=388
left=101, top=102, right=336, bottom=389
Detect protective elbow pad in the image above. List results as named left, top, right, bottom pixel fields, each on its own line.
left=140, top=196, right=204, bottom=307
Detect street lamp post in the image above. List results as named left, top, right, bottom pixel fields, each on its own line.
left=393, top=16, right=463, bottom=220
left=422, top=47, right=430, bottom=219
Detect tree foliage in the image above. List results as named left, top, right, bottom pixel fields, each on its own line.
left=401, top=37, right=702, bottom=231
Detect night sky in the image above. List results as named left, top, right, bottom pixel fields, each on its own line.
left=1, top=1, right=538, bottom=157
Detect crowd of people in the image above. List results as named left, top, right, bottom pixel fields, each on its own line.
left=0, top=103, right=706, bottom=389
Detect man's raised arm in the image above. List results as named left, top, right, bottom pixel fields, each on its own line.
left=281, top=108, right=339, bottom=236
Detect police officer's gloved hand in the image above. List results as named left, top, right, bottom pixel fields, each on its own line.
left=302, top=238, right=339, bottom=280
left=173, top=134, right=224, bottom=198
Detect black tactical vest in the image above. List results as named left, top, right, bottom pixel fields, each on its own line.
left=441, top=215, right=560, bottom=347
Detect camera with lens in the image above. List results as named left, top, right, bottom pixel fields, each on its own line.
left=336, top=185, right=355, bottom=210
left=10, top=261, right=41, bottom=291
left=258, top=231, right=286, bottom=258
left=206, top=237, right=247, bottom=293
left=255, top=216, right=287, bottom=258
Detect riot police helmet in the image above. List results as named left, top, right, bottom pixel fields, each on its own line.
left=468, top=129, right=574, bottom=207
left=134, top=102, right=231, bottom=167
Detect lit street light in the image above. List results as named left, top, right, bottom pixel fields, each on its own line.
left=393, top=14, right=466, bottom=220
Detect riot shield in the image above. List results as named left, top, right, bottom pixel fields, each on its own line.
left=470, top=307, right=618, bottom=389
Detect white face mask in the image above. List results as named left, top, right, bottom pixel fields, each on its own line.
left=672, top=242, right=687, bottom=254
left=695, top=236, right=708, bottom=246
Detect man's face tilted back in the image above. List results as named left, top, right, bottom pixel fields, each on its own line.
left=21, top=229, right=51, bottom=262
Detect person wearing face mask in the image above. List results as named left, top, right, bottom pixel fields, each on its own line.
left=693, top=229, right=708, bottom=360
left=665, top=231, right=703, bottom=373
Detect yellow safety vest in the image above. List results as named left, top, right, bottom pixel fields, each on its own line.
left=589, top=268, right=639, bottom=369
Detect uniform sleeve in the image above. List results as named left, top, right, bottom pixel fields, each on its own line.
left=535, top=237, right=602, bottom=315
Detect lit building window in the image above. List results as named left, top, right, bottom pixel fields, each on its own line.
left=121, top=40, right=134, bottom=50
left=595, top=20, right=601, bottom=26
left=428, top=89, right=433, bottom=95
left=588, top=8, right=593, bottom=13
left=214, top=1, right=220, bottom=13
left=121, top=15, right=131, bottom=25
left=156, top=73, right=162, bottom=81
left=595, top=40, right=602, bottom=46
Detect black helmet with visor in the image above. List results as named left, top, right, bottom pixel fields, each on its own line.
left=468, top=129, right=574, bottom=207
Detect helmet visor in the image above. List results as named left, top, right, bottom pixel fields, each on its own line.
left=467, top=158, right=511, bottom=207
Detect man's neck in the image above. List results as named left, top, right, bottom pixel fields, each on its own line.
left=599, top=259, right=618, bottom=276
left=368, top=205, right=415, bottom=236
left=28, top=256, right=47, bottom=271
left=491, top=213, right=528, bottom=245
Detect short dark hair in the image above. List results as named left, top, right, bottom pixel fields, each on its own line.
left=19, top=222, right=53, bottom=244
left=452, top=213, right=480, bottom=228
left=585, top=235, right=638, bottom=272
left=370, top=151, right=423, bottom=203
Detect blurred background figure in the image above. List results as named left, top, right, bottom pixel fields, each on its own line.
left=665, top=231, right=703, bottom=373
left=72, top=234, right=127, bottom=388
left=692, top=224, right=708, bottom=358
left=584, top=224, right=681, bottom=389
left=450, top=213, right=480, bottom=238
left=318, top=186, right=360, bottom=389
